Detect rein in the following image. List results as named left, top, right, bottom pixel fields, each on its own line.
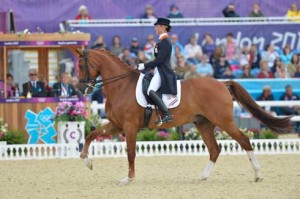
left=79, top=49, right=138, bottom=95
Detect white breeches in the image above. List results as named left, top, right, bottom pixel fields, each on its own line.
left=147, top=67, right=161, bottom=95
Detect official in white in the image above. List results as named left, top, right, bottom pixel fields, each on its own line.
left=138, top=18, right=177, bottom=125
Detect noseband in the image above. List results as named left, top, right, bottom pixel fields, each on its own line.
left=78, top=49, right=137, bottom=95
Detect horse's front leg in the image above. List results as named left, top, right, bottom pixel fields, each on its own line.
left=118, top=124, right=138, bottom=185
left=80, top=122, right=121, bottom=169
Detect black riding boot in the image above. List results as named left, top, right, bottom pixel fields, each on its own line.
left=148, top=90, right=173, bottom=126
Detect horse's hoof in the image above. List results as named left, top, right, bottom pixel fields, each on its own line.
left=80, top=152, right=87, bottom=159
left=254, top=176, right=263, bottom=182
left=117, top=177, right=135, bottom=186
left=199, top=176, right=208, bottom=182
left=83, top=158, right=93, bottom=170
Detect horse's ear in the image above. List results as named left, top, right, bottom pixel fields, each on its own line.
left=75, top=48, right=83, bottom=57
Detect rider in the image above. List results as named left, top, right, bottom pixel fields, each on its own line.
left=138, top=18, right=177, bottom=126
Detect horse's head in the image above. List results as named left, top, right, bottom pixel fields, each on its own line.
left=76, top=49, right=99, bottom=95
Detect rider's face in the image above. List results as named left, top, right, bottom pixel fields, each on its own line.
left=154, top=25, right=165, bottom=35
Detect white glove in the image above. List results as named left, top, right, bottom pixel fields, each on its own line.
left=138, top=63, right=145, bottom=70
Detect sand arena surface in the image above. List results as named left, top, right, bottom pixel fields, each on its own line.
left=0, top=155, right=299, bottom=199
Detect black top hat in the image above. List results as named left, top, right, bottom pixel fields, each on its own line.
left=154, top=18, right=171, bottom=29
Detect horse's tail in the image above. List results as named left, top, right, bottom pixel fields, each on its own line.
left=225, top=80, right=293, bottom=134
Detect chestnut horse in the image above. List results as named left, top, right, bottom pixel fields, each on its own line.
left=77, top=49, right=292, bottom=185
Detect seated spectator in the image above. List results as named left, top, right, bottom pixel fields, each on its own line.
left=174, top=55, right=190, bottom=79
left=221, top=33, right=239, bottom=64
left=141, top=4, right=156, bottom=19
left=184, top=34, right=202, bottom=61
left=71, top=77, right=83, bottom=97
left=119, top=48, right=131, bottom=66
left=256, top=85, right=277, bottom=116
left=240, top=63, right=254, bottom=78
left=91, top=35, right=107, bottom=50
left=288, top=53, right=299, bottom=77
left=249, top=44, right=261, bottom=70
left=222, top=67, right=235, bottom=79
left=143, top=34, right=156, bottom=60
left=239, top=46, right=250, bottom=66
left=171, top=46, right=184, bottom=69
left=75, top=5, right=92, bottom=20
left=279, top=45, right=294, bottom=65
left=136, top=50, right=149, bottom=65
left=50, top=73, right=77, bottom=97
left=248, top=3, right=264, bottom=17
left=279, top=85, right=300, bottom=133
left=213, top=55, right=230, bottom=79
left=271, top=57, right=282, bottom=74
left=223, top=3, right=240, bottom=18
left=286, top=3, right=300, bottom=21
left=294, top=65, right=300, bottom=77
left=109, top=35, right=124, bottom=56
left=167, top=4, right=184, bottom=18
left=170, top=34, right=184, bottom=57
left=210, top=46, right=223, bottom=67
left=275, top=62, right=289, bottom=78
left=22, top=69, right=47, bottom=97
left=0, top=74, right=16, bottom=98
left=261, top=44, right=279, bottom=69
left=201, top=33, right=216, bottom=57
left=257, top=60, right=274, bottom=78
left=129, top=37, right=142, bottom=56
left=196, top=55, right=213, bottom=77
left=188, top=52, right=202, bottom=65
left=184, top=65, right=200, bottom=80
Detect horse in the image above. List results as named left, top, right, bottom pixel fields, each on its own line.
left=76, top=49, right=292, bottom=185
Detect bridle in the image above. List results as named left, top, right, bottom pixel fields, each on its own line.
left=78, top=49, right=136, bottom=95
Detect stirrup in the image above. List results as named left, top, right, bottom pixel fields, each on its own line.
left=156, top=114, right=173, bottom=126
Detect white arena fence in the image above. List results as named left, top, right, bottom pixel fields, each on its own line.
left=0, top=139, right=299, bottom=161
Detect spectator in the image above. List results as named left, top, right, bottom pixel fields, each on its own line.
left=119, top=48, right=131, bottom=66
left=213, top=55, right=230, bottom=79
left=249, top=44, right=261, bottom=70
left=22, top=69, right=46, bottom=97
left=110, top=35, right=124, bottom=56
left=288, top=53, right=299, bottom=77
left=279, top=45, right=294, bottom=65
left=257, top=60, right=274, bottom=78
left=143, top=34, right=156, bottom=60
left=71, top=77, right=83, bottom=97
left=210, top=46, right=223, bottom=67
left=261, top=44, right=279, bottom=69
left=136, top=50, right=149, bottom=66
left=239, top=46, right=250, bottom=66
left=279, top=85, right=300, bottom=133
left=184, top=34, right=202, bottom=61
left=170, top=34, right=184, bottom=56
left=174, top=55, right=190, bottom=79
left=248, top=3, right=264, bottom=17
left=223, top=3, right=240, bottom=18
left=171, top=46, right=184, bottom=69
left=221, top=33, right=239, bottom=64
left=167, top=4, right=184, bottom=18
left=0, top=74, right=16, bottom=98
left=141, top=4, right=156, bottom=19
left=75, top=5, right=92, bottom=20
left=196, top=54, right=213, bottom=77
left=91, top=35, right=107, bottom=50
left=201, top=33, right=216, bottom=57
left=256, top=86, right=277, bottom=116
left=271, top=57, right=282, bottom=74
left=240, top=63, right=254, bottom=78
left=188, top=51, right=202, bottom=65
left=294, top=65, right=300, bottom=77
left=50, top=73, right=77, bottom=97
left=129, top=37, right=142, bottom=56
left=222, top=67, right=235, bottom=79
left=275, top=62, right=289, bottom=78
left=184, top=65, right=200, bottom=80
left=286, top=3, right=300, bottom=21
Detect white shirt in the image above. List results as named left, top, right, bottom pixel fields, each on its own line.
left=184, top=43, right=202, bottom=59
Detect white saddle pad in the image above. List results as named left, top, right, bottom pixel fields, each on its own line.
left=135, top=73, right=181, bottom=109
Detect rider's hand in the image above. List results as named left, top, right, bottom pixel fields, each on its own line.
left=138, top=63, right=145, bottom=71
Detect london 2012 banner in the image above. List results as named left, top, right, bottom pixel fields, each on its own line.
left=78, top=23, right=300, bottom=51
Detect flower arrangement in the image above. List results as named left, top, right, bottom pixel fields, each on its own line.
left=54, top=101, right=87, bottom=122
left=184, top=127, right=200, bottom=140
left=0, top=117, right=8, bottom=140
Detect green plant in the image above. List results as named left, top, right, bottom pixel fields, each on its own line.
left=137, top=129, right=158, bottom=141
left=169, top=130, right=180, bottom=141
left=184, top=127, right=200, bottom=140
left=258, top=129, right=279, bottom=139
left=0, top=130, right=26, bottom=144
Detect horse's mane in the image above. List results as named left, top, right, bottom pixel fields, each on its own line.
left=93, top=49, right=139, bottom=74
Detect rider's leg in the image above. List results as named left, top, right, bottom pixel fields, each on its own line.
left=147, top=68, right=172, bottom=125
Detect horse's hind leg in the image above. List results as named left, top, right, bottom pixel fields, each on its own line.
left=194, top=119, right=219, bottom=181
left=222, top=122, right=262, bottom=182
